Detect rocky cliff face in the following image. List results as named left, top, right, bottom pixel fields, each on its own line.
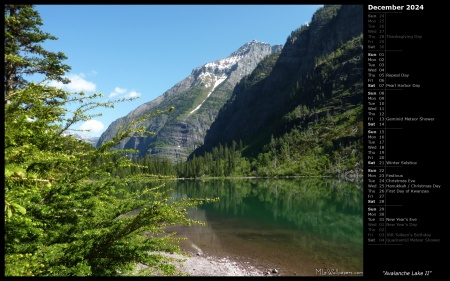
left=97, top=40, right=282, bottom=161
left=194, top=4, right=363, bottom=157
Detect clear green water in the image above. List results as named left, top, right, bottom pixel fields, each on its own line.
left=156, top=178, right=363, bottom=276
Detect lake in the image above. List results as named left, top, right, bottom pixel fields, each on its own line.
left=150, top=178, right=363, bottom=276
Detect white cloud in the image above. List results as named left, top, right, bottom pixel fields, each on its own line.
left=79, top=120, right=104, bottom=134
left=47, top=73, right=96, bottom=92
left=128, top=91, right=141, bottom=98
left=66, top=74, right=96, bottom=92
left=115, top=87, right=127, bottom=94
left=109, top=87, right=127, bottom=98
left=109, top=87, right=141, bottom=99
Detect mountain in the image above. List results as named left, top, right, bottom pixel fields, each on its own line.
left=77, top=135, right=100, bottom=147
left=62, top=132, right=99, bottom=147
left=190, top=5, right=363, bottom=177
left=96, top=40, right=283, bottom=161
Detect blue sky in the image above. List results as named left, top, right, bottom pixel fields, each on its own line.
left=34, top=4, right=323, bottom=137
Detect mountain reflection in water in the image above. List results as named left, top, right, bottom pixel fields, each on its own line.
left=142, top=178, right=363, bottom=276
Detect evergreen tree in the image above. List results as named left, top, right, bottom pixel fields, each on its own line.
left=4, top=5, right=212, bottom=276
left=4, top=5, right=71, bottom=93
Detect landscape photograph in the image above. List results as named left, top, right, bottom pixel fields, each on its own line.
left=5, top=4, right=363, bottom=276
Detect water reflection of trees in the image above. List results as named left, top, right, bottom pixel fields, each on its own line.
left=154, top=178, right=363, bottom=246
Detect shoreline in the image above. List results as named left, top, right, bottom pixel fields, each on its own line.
left=136, top=241, right=281, bottom=276
left=137, top=249, right=268, bottom=276
left=162, top=251, right=266, bottom=276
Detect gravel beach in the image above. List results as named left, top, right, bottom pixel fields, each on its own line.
left=135, top=242, right=276, bottom=277
left=154, top=251, right=265, bottom=276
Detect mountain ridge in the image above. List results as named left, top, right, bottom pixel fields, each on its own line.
left=195, top=4, right=363, bottom=155
left=183, top=4, right=364, bottom=178
left=97, top=40, right=283, bottom=161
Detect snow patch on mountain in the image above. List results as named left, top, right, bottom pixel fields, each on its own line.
left=203, top=55, right=242, bottom=71
left=190, top=74, right=227, bottom=114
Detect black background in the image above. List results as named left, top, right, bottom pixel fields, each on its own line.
left=363, top=2, right=445, bottom=280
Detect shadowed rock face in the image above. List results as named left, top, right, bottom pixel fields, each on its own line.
left=98, top=5, right=363, bottom=164
left=97, top=40, right=282, bottom=162
left=195, top=5, right=363, bottom=156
